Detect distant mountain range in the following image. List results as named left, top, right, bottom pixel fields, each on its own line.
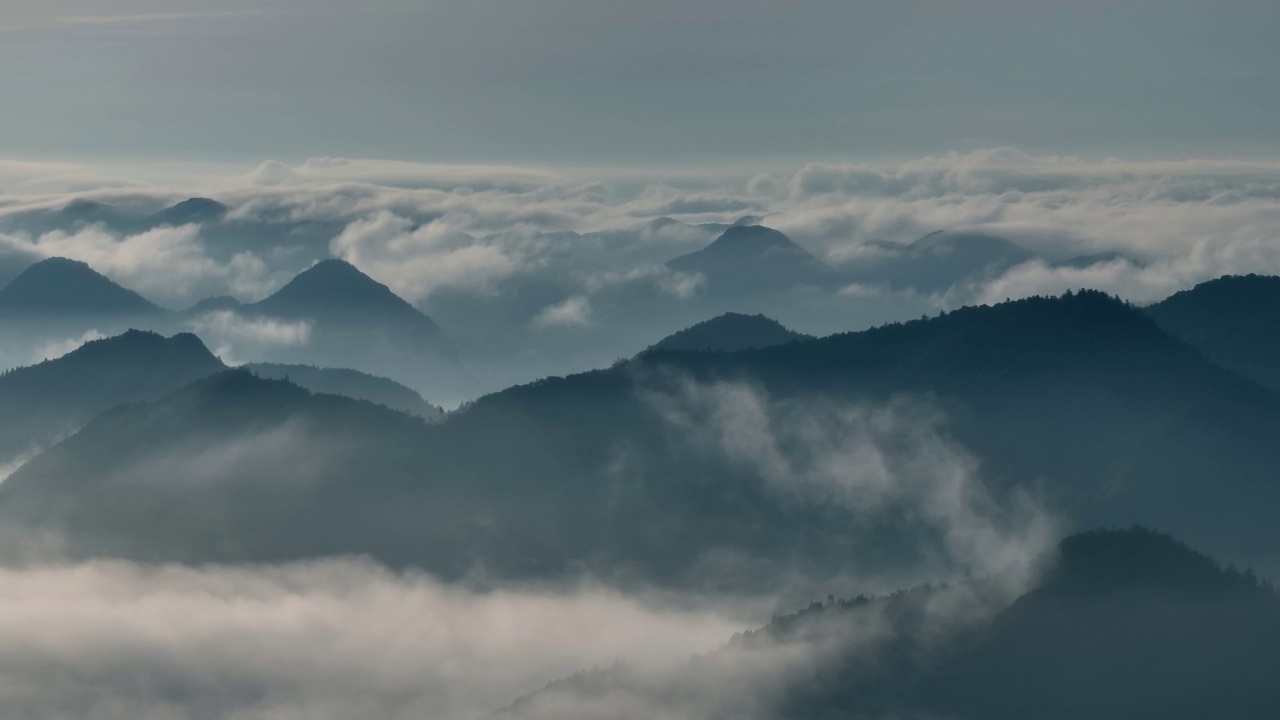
left=8, top=290, right=1280, bottom=585
left=664, top=224, right=1137, bottom=298
left=0, top=254, right=460, bottom=396
left=508, top=527, right=1280, bottom=720
left=1, top=200, right=1139, bottom=305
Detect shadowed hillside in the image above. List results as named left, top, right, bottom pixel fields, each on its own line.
left=0, top=330, right=225, bottom=462
left=1148, top=274, right=1280, bottom=391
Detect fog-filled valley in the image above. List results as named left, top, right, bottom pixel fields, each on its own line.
left=2, top=149, right=1280, bottom=717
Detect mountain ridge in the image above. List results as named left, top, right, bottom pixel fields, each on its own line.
left=9, top=291, right=1280, bottom=585
left=1148, top=273, right=1280, bottom=391
left=643, top=312, right=812, bottom=355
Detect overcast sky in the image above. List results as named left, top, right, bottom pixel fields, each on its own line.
left=2, top=0, right=1278, bottom=167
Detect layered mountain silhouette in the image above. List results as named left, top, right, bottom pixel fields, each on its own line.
left=0, top=257, right=163, bottom=318
left=8, top=291, right=1280, bottom=585
left=0, top=370, right=457, bottom=568
left=667, top=225, right=843, bottom=294
left=643, top=312, right=811, bottom=354
left=510, top=528, right=1280, bottom=720
left=174, top=259, right=464, bottom=397
left=0, top=330, right=225, bottom=462
left=448, top=290, right=1280, bottom=574
left=0, top=327, right=448, bottom=469
left=243, top=362, right=442, bottom=420
left=1148, top=274, right=1280, bottom=391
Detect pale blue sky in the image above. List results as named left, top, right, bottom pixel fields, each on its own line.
left=2, top=0, right=1278, bottom=166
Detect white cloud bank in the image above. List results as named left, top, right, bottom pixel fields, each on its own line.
left=5, top=147, right=1280, bottom=321
left=0, top=223, right=277, bottom=308
left=531, top=295, right=593, bottom=329
left=0, top=558, right=746, bottom=720
left=330, top=211, right=525, bottom=302
left=187, top=310, right=313, bottom=365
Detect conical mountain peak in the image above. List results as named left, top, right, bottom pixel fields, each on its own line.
left=252, top=259, right=404, bottom=313
left=667, top=225, right=841, bottom=294
left=0, top=257, right=162, bottom=317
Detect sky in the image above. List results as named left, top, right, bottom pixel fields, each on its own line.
left=3, top=0, right=1280, bottom=167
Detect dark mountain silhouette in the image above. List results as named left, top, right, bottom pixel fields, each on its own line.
left=1147, top=274, right=1280, bottom=391
left=0, top=330, right=226, bottom=462
left=0, top=370, right=460, bottom=568
left=667, top=225, right=843, bottom=294
left=7, top=292, right=1280, bottom=587
left=509, top=528, right=1280, bottom=720
left=644, top=312, right=811, bottom=354
left=243, top=259, right=457, bottom=363
left=243, top=362, right=442, bottom=420
left=0, top=257, right=164, bottom=318
left=147, top=197, right=229, bottom=227
left=0, top=364, right=943, bottom=582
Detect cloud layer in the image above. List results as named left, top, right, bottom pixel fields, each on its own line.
left=0, top=558, right=747, bottom=720
left=4, top=149, right=1280, bottom=396
left=9, top=149, right=1280, bottom=305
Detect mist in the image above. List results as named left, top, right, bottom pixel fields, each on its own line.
left=2, top=1, right=1278, bottom=715
left=0, top=558, right=750, bottom=720
left=6, top=148, right=1280, bottom=403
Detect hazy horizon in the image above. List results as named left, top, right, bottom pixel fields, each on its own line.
left=4, top=0, right=1280, bottom=165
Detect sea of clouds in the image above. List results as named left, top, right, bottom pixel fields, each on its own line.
left=3, top=148, right=1280, bottom=402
